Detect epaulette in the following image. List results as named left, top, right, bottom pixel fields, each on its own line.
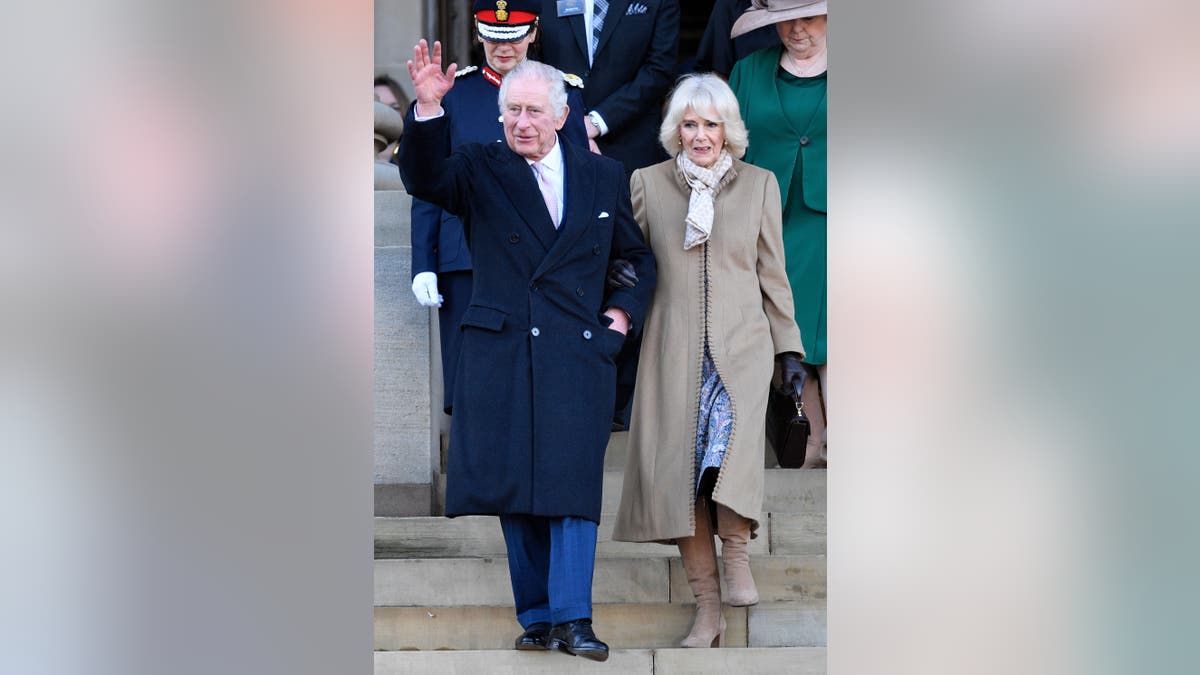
left=455, top=65, right=479, bottom=79
left=563, top=73, right=584, bottom=89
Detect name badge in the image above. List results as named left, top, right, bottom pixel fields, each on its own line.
left=556, top=0, right=584, bottom=18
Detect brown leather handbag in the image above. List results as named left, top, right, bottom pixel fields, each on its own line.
left=765, top=388, right=809, bottom=468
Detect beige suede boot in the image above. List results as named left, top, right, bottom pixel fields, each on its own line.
left=716, top=504, right=759, bottom=606
left=677, top=498, right=726, bottom=647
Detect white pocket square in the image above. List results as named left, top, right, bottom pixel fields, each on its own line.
left=598, top=211, right=610, bottom=218
left=626, top=3, right=648, bottom=15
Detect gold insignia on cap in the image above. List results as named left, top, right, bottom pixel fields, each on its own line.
left=496, top=0, right=508, bottom=22
left=563, top=73, right=584, bottom=88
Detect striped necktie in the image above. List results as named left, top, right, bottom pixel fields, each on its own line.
left=592, top=0, right=608, bottom=57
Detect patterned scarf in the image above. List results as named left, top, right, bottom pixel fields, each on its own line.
left=678, top=149, right=734, bottom=250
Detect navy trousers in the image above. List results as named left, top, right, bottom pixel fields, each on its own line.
left=498, top=514, right=598, bottom=628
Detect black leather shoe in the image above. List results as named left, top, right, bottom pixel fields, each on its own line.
left=548, top=619, right=609, bottom=662
left=514, top=622, right=551, bottom=651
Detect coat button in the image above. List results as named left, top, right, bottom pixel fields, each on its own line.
left=583, top=330, right=592, bottom=339
left=509, top=233, right=520, bottom=243
left=577, top=287, right=585, bottom=296
left=593, top=245, right=601, bottom=255
left=800, top=135, right=810, bottom=146
left=531, top=327, right=540, bottom=337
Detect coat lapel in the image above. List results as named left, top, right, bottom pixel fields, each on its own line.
left=488, top=145, right=557, bottom=251
left=594, top=0, right=632, bottom=59
left=533, top=140, right=594, bottom=280
left=568, top=12, right=588, bottom=62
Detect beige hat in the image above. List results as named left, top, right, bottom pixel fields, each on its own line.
left=730, top=0, right=827, bottom=39
left=375, top=100, right=405, bottom=145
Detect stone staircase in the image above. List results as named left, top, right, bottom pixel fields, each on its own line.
left=373, top=432, right=827, bottom=673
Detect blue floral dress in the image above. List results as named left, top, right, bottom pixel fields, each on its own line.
left=694, top=348, right=734, bottom=492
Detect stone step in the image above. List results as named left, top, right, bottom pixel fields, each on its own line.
left=375, top=555, right=825, bottom=607
left=768, top=512, right=827, bottom=556
left=376, top=604, right=748, bottom=650
left=436, top=468, right=826, bottom=516
left=375, top=601, right=823, bottom=651
left=374, top=647, right=826, bottom=675
left=376, top=557, right=668, bottom=607
left=668, top=555, right=826, bottom=607
left=747, top=603, right=827, bottom=648
left=374, top=514, right=772, bottom=559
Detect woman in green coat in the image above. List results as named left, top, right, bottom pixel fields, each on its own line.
left=729, top=0, right=828, bottom=467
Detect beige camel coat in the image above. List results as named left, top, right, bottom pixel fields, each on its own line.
left=612, top=157, right=804, bottom=544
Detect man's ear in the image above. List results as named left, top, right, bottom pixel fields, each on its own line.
left=554, top=103, right=569, bottom=131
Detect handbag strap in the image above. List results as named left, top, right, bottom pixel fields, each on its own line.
left=800, top=363, right=827, bottom=421
left=814, top=371, right=826, bottom=421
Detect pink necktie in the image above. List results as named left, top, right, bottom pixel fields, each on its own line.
left=531, top=161, right=559, bottom=228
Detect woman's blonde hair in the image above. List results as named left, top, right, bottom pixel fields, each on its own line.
left=658, top=73, right=749, bottom=159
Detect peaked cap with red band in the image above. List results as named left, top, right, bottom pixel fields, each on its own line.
left=474, top=0, right=539, bottom=43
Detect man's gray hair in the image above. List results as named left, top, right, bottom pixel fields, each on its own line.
left=498, top=60, right=569, bottom=120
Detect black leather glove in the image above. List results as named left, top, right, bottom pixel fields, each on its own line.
left=772, top=352, right=805, bottom=396
left=606, top=258, right=638, bottom=289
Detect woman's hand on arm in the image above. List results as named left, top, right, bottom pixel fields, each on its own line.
left=606, top=259, right=638, bottom=289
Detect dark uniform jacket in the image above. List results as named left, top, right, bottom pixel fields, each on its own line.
left=398, top=107, right=657, bottom=523
left=537, top=0, right=679, bottom=175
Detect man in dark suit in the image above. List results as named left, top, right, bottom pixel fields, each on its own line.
left=536, top=0, right=679, bottom=175
left=398, top=41, right=656, bottom=662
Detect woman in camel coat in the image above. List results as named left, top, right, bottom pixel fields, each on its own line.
left=612, top=73, right=805, bottom=648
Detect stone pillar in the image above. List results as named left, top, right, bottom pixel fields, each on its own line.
left=375, top=181, right=436, bottom=516
left=374, top=0, right=427, bottom=104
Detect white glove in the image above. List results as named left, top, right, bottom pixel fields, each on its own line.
left=411, top=271, right=443, bottom=307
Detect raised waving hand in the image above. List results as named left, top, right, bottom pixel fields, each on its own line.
left=406, top=39, right=458, bottom=118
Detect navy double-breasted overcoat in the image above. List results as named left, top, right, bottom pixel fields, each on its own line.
left=398, top=108, right=657, bottom=523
